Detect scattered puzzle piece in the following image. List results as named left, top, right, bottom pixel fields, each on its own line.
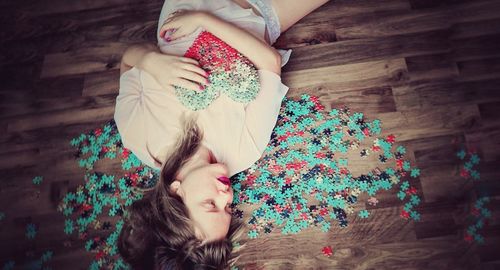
left=367, top=197, right=379, bottom=206
left=410, top=168, right=420, bottom=178
left=457, top=147, right=481, bottom=181
left=32, top=176, right=43, bottom=185
left=322, top=246, right=333, bottom=257
left=464, top=196, right=490, bottom=245
left=248, top=230, right=259, bottom=239
left=358, top=209, right=370, bottom=218
left=26, top=223, right=37, bottom=239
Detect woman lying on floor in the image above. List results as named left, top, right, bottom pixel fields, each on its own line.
left=114, top=0, right=330, bottom=269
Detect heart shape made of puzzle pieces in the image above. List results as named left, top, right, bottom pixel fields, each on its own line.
left=173, top=30, right=260, bottom=111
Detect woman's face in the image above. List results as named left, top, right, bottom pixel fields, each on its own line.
left=170, top=162, right=233, bottom=242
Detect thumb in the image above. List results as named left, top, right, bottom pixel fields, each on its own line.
left=160, top=27, right=175, bottom=39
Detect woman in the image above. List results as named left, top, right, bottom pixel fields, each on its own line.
left=115, top=0, right=330, bottom=269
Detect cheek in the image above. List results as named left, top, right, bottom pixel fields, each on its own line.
left=189, top=181, right=216, bottom=199
left=183, top=172, right=218, bottom=197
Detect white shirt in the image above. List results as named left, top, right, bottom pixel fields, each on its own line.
left=114, top=0, right=292, bottom=177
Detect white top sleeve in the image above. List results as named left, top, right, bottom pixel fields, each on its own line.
left=244, top=69, right=290, bottom=154
left=114, top=67, right=186, bottom=169
left=114, top=68, right=158, bottom=168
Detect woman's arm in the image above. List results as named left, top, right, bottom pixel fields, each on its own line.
left=269, top=0, right=330, bottom=34
left=119, top=43, right=208, bottom=91
left=120, top=43, right=160, bottom=76
left=195, top=11, right=282, bottom=76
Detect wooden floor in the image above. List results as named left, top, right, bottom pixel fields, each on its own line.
left=1, top=0, right=500, bottom=269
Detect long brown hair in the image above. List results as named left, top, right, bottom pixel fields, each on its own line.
left=118, top=112, right=244, bottom=270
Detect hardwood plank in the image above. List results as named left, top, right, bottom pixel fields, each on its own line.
left=451, top=17, right=500, bottom=39
left=409, top=0, right=473, bottom=10
left=0, top=20, right=157, bottom=67
left=405, top=52, right=459, bottom=82
left=40, top=42, right=127, bottom=78
left=456, top=56, right=500, bottom=81
left=277, top=0, right=500, bottom=46
left=0, top=1, right=163, bottom=44
left=283, top=29, right=451, bottom=72
left=411, top=78, right=500, bottom=108
left=7, top=106, right=115, bottom=132
left=376, top=103, right=481, bottom=141
left=283, top=58, right=408, bottom=89
left=478, top=101, right=500, bottom=123
left=0, top=76, right=85, bottom=118
left=239, top=236, right=468, bottom=269
left=451, top=33, right=500, bottom=62
left=0, top=93, right=116, bottom=120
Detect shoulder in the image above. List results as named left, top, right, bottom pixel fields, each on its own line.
left=119, top=67, right=141, bottom=88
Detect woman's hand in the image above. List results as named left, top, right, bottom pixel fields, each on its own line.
left=142, top=50, right=209, bottom=92
left=159, top=9, right=204, bottom=42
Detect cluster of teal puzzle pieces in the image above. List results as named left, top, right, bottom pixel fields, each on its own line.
left=230, top=94, right=422, bottom=240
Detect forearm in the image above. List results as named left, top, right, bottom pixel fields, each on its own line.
left=198, top=12, right=281, bottom=74
left=120, top=43, right=160, bottom=76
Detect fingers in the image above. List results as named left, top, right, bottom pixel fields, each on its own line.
left=160, top=19, right=178, bottom=38
left=179, top=58, right=208, bottom=77
left=178, top=66, right=209, bottom=87
left=160, top=18, right=171, bottom=38
left=179, top=57, right=199, bottom=66
left=173, top=78, right=204, bottom=92
left=160, top=27, right=174, bottom=39
left=171, top=63, right=209, bottom=92
left=160, top=9, right=184, bottom=38
left=160, top=26, right=184, bottom=41
left=160, top=24, right=178, bottom=39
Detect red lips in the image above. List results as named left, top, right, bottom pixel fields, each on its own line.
left=217, top=176, right=230, bottom=185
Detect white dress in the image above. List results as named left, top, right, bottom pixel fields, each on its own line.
left=114, top=0, right=293, bottom=177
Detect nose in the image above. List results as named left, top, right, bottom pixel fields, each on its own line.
left=214, top=163, right=229, bottom=176
left=216, top=186, right=233, bottom=206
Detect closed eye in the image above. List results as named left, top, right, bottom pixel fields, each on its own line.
left=204, top=200, right=216, bottom=209
left=203, top=200, right=232, bottom=215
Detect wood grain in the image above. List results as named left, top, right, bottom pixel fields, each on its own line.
left=0, top=0, right=499, bottom=269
